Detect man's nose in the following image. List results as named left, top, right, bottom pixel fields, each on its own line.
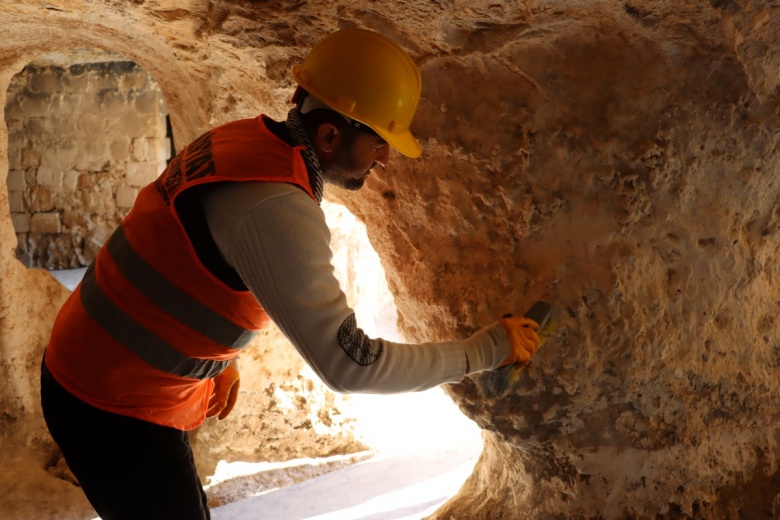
left=376, top=143, right=390, bottom=167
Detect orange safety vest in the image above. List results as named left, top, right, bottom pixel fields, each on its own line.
left=46, top=115, right=315, bottom=430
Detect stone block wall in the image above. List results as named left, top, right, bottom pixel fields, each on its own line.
left=4, top=60, right=171, bottom=268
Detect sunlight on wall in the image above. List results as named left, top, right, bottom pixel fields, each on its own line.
left=207, top=200, right=483, bottom=517
left=321, top=200, right=481, bottom=456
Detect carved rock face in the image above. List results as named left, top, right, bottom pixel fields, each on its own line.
left=2, top=1, right=780, bottom=518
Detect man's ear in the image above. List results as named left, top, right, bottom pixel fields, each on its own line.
left=315, top=122, right=342, bottom=157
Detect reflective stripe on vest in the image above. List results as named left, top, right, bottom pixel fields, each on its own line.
left=79, top=225, right=257, bottom=380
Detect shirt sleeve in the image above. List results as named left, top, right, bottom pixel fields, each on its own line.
left=202, top=181, right=512, bottom=394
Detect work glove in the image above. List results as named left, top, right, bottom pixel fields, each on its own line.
left=207, top=358, right=240, bottom=420
left=498, top=315, right=541, bottom=367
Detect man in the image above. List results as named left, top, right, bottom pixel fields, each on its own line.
left=40, top=28, right=540, bottom=520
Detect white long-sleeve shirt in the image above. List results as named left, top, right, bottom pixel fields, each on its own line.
left=202, top=181, right=511, bottom=393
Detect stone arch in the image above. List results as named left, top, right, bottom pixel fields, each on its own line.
left=5, top=49, right=173, bottom=270
left=0, top=13, right=209, bottom=436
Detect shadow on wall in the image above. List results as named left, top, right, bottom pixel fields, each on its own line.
left=4, top=47, right=173, bottom=270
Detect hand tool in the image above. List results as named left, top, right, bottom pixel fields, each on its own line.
left=480, top=300, right=558, bottom=398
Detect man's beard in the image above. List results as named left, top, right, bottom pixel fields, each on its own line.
left=326, top=175, right=366, bottom=191
left=337, top=175, right=367, bottom=191
left=323, top=147, right=369, bottom=191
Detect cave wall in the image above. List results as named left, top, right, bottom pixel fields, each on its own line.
left=356, top=5, right=780, bottom=518
left=1, top=1, right=780, bottom=519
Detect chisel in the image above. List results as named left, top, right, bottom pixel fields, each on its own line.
left=480, top=300, right=558, bottom=398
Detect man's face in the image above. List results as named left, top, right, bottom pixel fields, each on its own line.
left=323, top=132, right=390, bottom=191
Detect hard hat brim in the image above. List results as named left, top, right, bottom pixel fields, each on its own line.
left=380, top=128, right=422, bottom=159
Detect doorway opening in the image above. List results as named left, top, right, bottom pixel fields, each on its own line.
left=204, top=200, right=483, bottom=516
left=4, top=48, right=171, bottom=277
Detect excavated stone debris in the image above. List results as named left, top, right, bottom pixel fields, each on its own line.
left=1, top=1, right=779, bottom=519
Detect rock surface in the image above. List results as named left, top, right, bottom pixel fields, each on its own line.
left=2, top=1, right=780, bottom=519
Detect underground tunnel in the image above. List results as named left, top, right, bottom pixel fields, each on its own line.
left=2, top=1, right=780, bottom=519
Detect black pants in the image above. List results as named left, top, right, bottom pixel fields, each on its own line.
left=40, top=359, right=211, bottom=520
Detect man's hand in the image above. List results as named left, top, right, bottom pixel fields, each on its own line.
left=499, top=316, right=541, bottom=366
left=207, top=358, right=240, bottom=420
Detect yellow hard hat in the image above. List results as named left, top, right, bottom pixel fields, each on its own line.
left=292, top=28, right=422, bottom=158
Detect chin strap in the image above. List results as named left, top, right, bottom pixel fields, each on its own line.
left=285, top=107, right=324, bottom=204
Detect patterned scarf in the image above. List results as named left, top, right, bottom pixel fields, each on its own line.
left=284, top=107, right=324, bottom=203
